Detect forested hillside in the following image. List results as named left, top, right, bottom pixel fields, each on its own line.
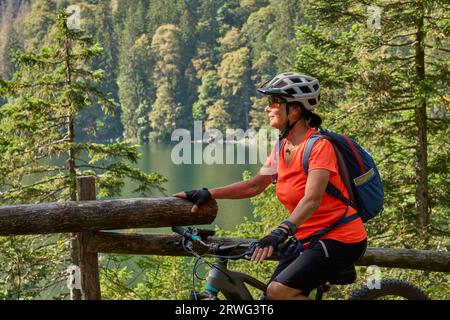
left=1, top=0, right=304, bottom=143
left=0, top=0, right=448, bottom=300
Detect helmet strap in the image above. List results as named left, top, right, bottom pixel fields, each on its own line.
left=279, top=102, right=301, bottom=139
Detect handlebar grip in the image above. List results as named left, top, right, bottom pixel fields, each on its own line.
left=171, top=226, right=187, bottom=236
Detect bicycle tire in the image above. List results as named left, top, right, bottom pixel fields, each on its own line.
left=349, top=278, right=430, bottom=300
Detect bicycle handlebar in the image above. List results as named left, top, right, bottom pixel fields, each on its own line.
left=172, top=225, right=256, bottom=259
left=172, top=225, right=289, bottom=260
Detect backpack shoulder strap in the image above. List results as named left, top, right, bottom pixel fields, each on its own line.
left=302, top=133, right=353, bottom=207
left=302, top=134, right=327, bottom=175
left=298, top=132, right=361, bottom=245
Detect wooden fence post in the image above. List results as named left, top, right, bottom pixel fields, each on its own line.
left=76, top=176, right=101, bottom=300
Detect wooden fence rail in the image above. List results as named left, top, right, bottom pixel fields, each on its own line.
left=0, top=195, right=217, bottom=236
left=89, top=231, right=450, bottom=273
left=0, top=176, right=448, bottom=300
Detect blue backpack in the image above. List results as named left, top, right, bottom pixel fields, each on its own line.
left=274, top=129, right=384, bottom=241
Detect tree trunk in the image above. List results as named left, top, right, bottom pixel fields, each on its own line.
left=414, top=10, right=430, bottom=239
left=64, top=34, right=82, bottom=300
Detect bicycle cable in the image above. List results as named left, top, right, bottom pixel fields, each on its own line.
left=181, top=236, right=237, bottom=292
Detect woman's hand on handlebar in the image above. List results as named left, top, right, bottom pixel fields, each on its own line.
left=251, top=246, right=275, bottom=264
left=173, top=188, right=212, bottom=213
left=251, top=228, right=288, bottom=263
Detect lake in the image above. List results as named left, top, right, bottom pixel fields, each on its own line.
left=121, top=142, right=266, bottom=233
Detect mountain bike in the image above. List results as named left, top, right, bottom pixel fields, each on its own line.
left=172, top=226, right=430, bottom=300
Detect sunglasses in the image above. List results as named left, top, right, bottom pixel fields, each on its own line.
left=267, top=96, right=286, bottom=109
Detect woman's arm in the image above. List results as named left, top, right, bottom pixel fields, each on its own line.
left=210, top=173, right=272, bottom=199
left=173, top=170, right=273, bottom=213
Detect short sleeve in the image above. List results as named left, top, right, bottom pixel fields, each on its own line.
left=308, top=139, right=339, bottom=175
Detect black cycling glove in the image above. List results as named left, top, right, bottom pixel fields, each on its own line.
left=257, top=227, right=288, bottom=249
left=184, top=188, right=212, bottom=207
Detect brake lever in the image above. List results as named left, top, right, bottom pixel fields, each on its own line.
left=243, top=241, right=258, bottom=260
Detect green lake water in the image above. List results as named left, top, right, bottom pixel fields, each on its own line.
left=123, top=142, right=264, bottom=233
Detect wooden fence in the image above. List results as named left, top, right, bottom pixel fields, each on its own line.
left=0, top=176, right=448, bottom=300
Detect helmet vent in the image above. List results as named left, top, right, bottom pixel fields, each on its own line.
left=308, top=98, right=317, bottom=105
left=299, top=86, right=312, bottom=93
left=285, top=88, right=296, bottom=95
left=274, top=80, right=288, bottom=88
left=291, top=78, right=302, bottom=83
left=313, top=84, right=319, bottom=91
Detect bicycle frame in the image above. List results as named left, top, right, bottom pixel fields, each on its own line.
left=175, top=227, right=429, bottom=301
left=203, top=258, right=267, bottom=300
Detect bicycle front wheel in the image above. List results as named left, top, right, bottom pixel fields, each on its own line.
left=349, top=278, right=430, bottom=300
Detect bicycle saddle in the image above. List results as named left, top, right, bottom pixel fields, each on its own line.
left=328, top=264, right=357, bottom=285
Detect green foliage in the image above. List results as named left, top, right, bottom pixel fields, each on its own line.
left=76, top=0, right=123, bottom=143
left=118, top=34, right=154, bottom=143
left=99, top=254, right=195, bottom=300
left=0, top=10, right=166, bottom=299
left=193, top=71, right=220, bottom=122
left=216, top=28, right=253, bottom=129
left=0, top=0, right=448, bottom=300
left=149, top=24, right=185, bottom=142
left=0, top=234, right=69, bottom=300
left=1, top=0, right=313, bottom=142
left=293, top=0, right=449, bottom=299
left=295, top=0, right=449, bottom=242
left=23, top=0, right=56, bottom=51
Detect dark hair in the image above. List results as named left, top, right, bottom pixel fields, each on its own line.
left=288, top=101, right=322, bottom=129
left=304, top=110, right=322, bottom=129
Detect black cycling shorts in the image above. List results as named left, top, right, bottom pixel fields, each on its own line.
left=269, top=238, right=367, bottom=297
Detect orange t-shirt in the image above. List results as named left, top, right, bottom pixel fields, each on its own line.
left=265, top=128, right=366, bottom=244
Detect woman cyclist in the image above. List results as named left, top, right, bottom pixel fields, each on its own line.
left=174, top=72, right=367, bottom=300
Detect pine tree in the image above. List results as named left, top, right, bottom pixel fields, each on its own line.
left=23, top=0, right=56, bottom=51
left=0, top=10, right=166, bottom=298
left=295, top=0, right=449, bottom=245
left=1, top=26, right=23, bottom=80
left=118, top=34, right=154, bottom=142
left=75, top=0, right=123, bottom=142
left=216, top=28, right=253, bottom=129
left=1, top=10, right=165, bottom=203
left=149, top=24, right=184, bottom=142
left=193, top=70, right=220, bottom=123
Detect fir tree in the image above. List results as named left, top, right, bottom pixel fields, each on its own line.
left=118, top=34, right=154, bottom=143
left=296, top=0, right=449, bottom=244
left=149, top=24, right=184, bottom=142
left=0, top=10, right=166, bottom=298
left=216, top=28, right=253, bottom=130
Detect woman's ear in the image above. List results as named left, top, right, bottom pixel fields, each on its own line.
left=289, top=103, right=303, bottom=120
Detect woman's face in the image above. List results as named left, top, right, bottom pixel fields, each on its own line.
left=264, top=97, right=289, bottom=129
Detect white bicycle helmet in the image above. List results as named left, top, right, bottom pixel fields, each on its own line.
left=257, top=72, right=320, bottom=110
